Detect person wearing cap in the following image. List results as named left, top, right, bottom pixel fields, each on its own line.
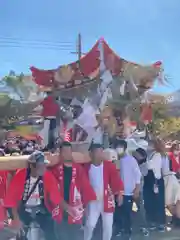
left=83, top=143, right=124, bottom=240
left=4, top=150, right=70, bottom=240
left=114, top=139, right=141, bottom=240
left=50, top=141, right=97, bottom=240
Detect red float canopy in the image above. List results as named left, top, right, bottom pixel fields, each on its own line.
left=30, top=38, right=162, bottom=90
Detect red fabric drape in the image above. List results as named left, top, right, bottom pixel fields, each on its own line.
left=168, top=152, right=180, bottom=173
left=30, top=39, right=124, bottom=87
left=41, top=96, right=59, bottom=117
left=140, top=103, right=153, bottom=123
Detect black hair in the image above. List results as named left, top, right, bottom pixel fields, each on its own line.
left=89, top=143, right=103, bottom=152
left=136, top=148, right=147, bottom=159
left=134, top=148, right=147, bottom=165
left=0, top=150, right=5, bottom=156
left=22, top=150, right=34, bottom=155
left=114, top=139, right=127, bottom=150
left=42, top=147, right=48, bottom=152
left=10, top=148, right=21, bottom=155
left=60, top=141, right=72, bottom=149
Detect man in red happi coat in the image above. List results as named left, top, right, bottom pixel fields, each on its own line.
left=83, top=143, right=124, bottom=240
left=41, top=92, right=59, bottom=149
left=4, top=151, right=71, bottom=240
left=168, top=142, right=180, bottom=173
left=0, top=170, right=9, bottom=228
left=50, top=141, right=96, bottom=240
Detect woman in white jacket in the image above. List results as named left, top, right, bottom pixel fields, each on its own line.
left=143, top=138, right=166, bottom=232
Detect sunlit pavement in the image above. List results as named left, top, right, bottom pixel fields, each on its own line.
left=132, top=231, right=180, bottom=240
left=0, top=205, right=180, bottom=240
left=0, top=226, right=180, bottom=240
left=0, top=227, right=18, bottom=240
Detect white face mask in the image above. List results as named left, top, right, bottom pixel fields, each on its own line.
left=116, top=148, right=124, bottom=155
left=174, top=151, right=179, bottom=156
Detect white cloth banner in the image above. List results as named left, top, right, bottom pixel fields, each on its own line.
left=74, top=99, right=98, bottom=141
left=99, top=87, right=112, bottom=110
left=98, top=38, right=106, bottom=73
left=99, top=70, right=113, bottom=94
left=39, top=119, right=50, bottom=147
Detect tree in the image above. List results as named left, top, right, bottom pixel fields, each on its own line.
left=2, top=71, right=31, bottom=100
left=0, top=71, right=41, bottom=130
left=148, top=98, right=180, bottom=138
left=151, top=117, right=180, bottom=138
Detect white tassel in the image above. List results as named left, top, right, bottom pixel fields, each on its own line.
left=99, top=88, right=112, bottom=110
left=129, top=75, right=138, bottom=92
left=120, top=81, right=126, bottom=95
left=99, top=70, right=113, bottom=93
left=98, top=38, right=106, bottom=73
left=75, top=99, right=98, bottom=131
left=141, top=90, right=150, bottom=104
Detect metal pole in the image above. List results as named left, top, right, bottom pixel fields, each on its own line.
left=78, top=33, right=82, bottom=61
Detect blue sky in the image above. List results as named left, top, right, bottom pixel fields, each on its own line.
left=0, top=0, right=179, bottom=93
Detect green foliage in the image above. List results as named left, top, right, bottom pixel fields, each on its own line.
left=149, top=101, right=175, bottom=137
left=0, top=71, right=34, bottom=127
left=2, top=71, right=29, bottom=100
left=151, top=117, right=180, bottom=137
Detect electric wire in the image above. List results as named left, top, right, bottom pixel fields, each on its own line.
left=0, top=44, right=74, bottom=51
left=0, top=36, right=73, bottom=44
left=0, top=36, right=75, bottom=51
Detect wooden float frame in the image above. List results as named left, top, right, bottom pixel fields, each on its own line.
left=0, top=152, right=91, bottom=171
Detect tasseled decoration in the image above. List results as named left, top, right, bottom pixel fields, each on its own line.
left=140, top=103, right=153, bottom=124
left=63, top=122, right=72, bottom=142
left=140, top=90, right=153, bottom=125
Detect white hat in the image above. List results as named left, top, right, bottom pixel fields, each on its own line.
left=127, top=138, right=148, bottom=152
left=137, top=139, right=148, bottom=150
left=28, top=151, right=50, bottom=164
left=103, top=148, right=118, bottom=162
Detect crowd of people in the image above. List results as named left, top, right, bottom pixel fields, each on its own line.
left=0, top=138, right=45, bottom=156
left=0, top=138, right=180, bottom=240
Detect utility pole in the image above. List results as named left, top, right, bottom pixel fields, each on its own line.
left=78, top=33, right=82, bottom=61
left=71, top=33, right=86, bottom=61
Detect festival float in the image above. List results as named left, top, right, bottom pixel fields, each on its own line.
left=0, top=38, right=167, bottom=169
left=30, top=38, right=165, bottom=148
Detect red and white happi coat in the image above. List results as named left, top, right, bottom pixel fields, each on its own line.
left=51, top=163, right=96, bottom=224
left=63, top=122, right=72, bottom=142
left=84, top=161, right=124, bottom=213
left=0, top=171, right=9, bottom=228
left=0, top=171, right=8, bottom=200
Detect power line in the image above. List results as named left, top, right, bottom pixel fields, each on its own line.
left=0, top=44, right=73, bottom=51
left=0, top=37, right=75, bottom=51
left=0, top=39, right=73, bottom=48
left=0, top=36, right=73, bottom=45
left=0, top=40, right=73, bottom=47
left=0, top=36, right=85, bottom=53
left=0, top=39, right=74, bottom=50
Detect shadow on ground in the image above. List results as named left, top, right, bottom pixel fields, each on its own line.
left=0, top=206, right=180, bottom=240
